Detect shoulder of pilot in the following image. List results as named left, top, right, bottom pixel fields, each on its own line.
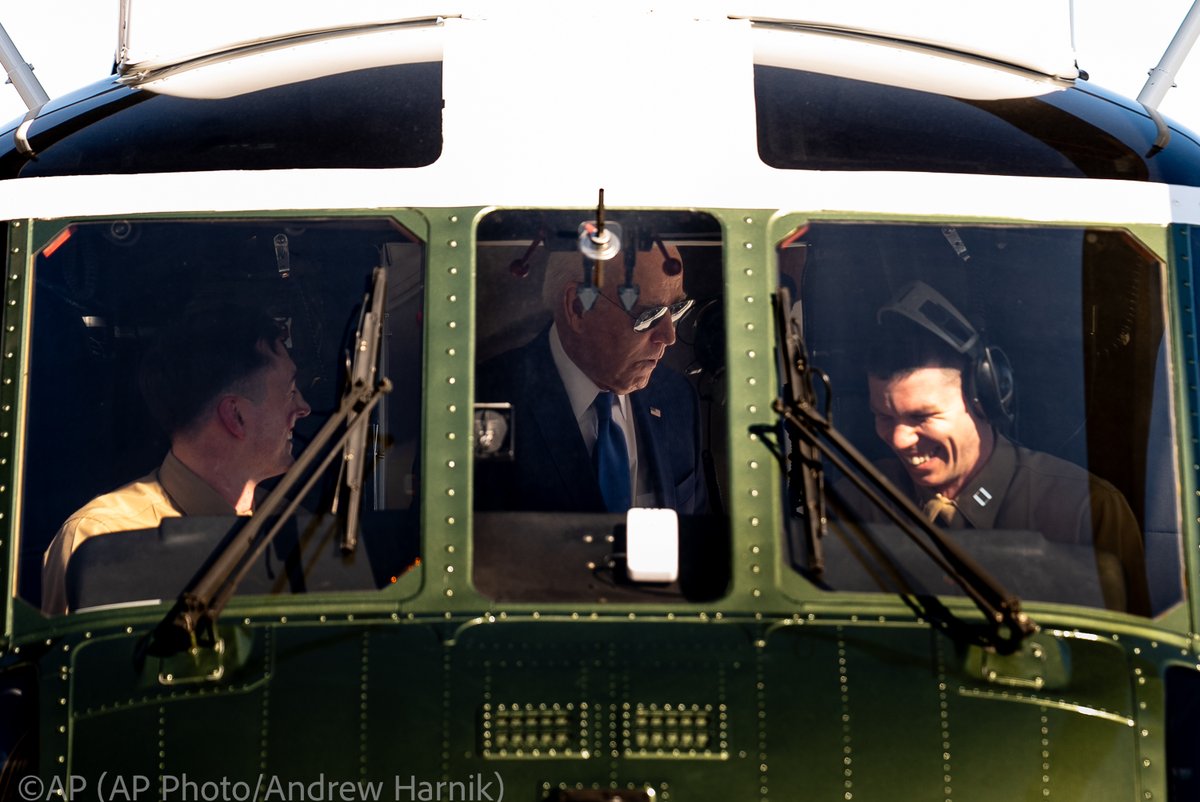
left=1008, top=440, right=1091, bottom=485
left=1007, top=439, right=1127, bottom=502
left=58, top=470, right=176, bottom=537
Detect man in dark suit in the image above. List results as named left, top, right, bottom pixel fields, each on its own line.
left=475, top=241, right=707, bottom=514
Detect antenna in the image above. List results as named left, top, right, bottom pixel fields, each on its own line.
left=1138, top=0, right=1200, bottom=111
left=0, top=22, right=49, bottom=110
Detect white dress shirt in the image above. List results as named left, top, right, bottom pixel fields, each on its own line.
left=548, top=324, right=654, bottom=505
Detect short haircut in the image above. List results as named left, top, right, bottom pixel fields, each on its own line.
left=867, top=318, right=969, bottom=382
left=542, top=251, right=588, bottom=311
left=139, top=302, right=286, bottom=437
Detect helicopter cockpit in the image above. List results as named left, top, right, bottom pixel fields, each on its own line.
left=776, top=220, right=1182, bottom=620
left=471, top=209, right=731, bottom=603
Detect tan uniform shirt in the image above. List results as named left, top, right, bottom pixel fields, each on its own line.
left=41, top=452, right=236, bottom=614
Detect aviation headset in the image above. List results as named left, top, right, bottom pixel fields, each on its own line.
left=877, top=281, right=1015, bottom=424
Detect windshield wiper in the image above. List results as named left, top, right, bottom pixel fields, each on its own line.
left=146, top=267, right=391, bottom=656
left=771, top=288, right=1036, bottom=654
left=334, top=265, right=388, bottom=552
left=773, top=287, right=827, bottom=577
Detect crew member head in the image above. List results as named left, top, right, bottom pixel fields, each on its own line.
left=140, top=302, right=312, bottom=494
left=866, top=322, right=995, bottom=500
left=543, top=241, right=690, bottom=395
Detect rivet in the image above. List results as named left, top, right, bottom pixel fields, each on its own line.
left=446, top=488, right=455, bottom=496
left=446, top=517, right=455, bottom=525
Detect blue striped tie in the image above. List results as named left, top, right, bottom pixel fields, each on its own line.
left=594, top=391, right=631, bottom=512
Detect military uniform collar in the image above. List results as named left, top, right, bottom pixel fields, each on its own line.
left=950, top=432, right=1015, bottom=529
left=160, top=451, right=241, bottom=516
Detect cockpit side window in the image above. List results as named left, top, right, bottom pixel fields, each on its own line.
left=778, top=222, right=1180, bottom=618
left=471, top=210, right=730, bottom=603
left=20, top=217, right=424, bottom=614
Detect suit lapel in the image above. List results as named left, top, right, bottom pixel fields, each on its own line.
left=523, top=334, right=605, bottom=511
left=631, top=389, right=673, bottom=509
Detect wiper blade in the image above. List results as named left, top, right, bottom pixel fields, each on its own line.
left=771, top=288, right=1036, bottom=654
left=335, top=265, right=388, bottom=552
left=773, top=286, right=827, bottom=576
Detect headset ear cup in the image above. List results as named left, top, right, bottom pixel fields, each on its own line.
left=975, top=346, right=1015, bottom=422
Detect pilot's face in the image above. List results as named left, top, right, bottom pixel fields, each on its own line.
left=241, top=340, right=312, bottom=480
left=569, top=245, right=685, bottom=394
left=868, top=367, right=988, bottom=499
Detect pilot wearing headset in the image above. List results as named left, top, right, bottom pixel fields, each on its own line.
left=474, top=237, right=707, bottom=515
left=863, top=282, right=1150, bottom=616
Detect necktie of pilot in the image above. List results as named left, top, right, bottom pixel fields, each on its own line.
left=593, top=391, right=631, bottom=512
left=922, top=493, right=957, bottom=526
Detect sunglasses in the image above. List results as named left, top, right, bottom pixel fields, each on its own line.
left=599, top=293, right=695, bottom=332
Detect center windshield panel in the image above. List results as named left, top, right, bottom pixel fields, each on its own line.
left=472, top=210, right=729, bottom=603
left=780, top=222, right=1181, bottom=618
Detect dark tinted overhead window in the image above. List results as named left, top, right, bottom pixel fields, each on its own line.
left=20, top=62, right=442, bottom=176
left=756, top=65, right=1200, bottom=186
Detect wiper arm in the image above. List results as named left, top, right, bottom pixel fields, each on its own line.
left=146, top=376, right=391, bottom=655
left=771, top=288, right=1036, bottom=654
left=146, top=268, right=392, bottom=656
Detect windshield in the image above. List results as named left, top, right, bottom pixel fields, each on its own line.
left=20, top=217, right=423, bottom=614
left=472, top=209, right=730, bottom=603
left=780, top=222, right=1181, bottom=618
